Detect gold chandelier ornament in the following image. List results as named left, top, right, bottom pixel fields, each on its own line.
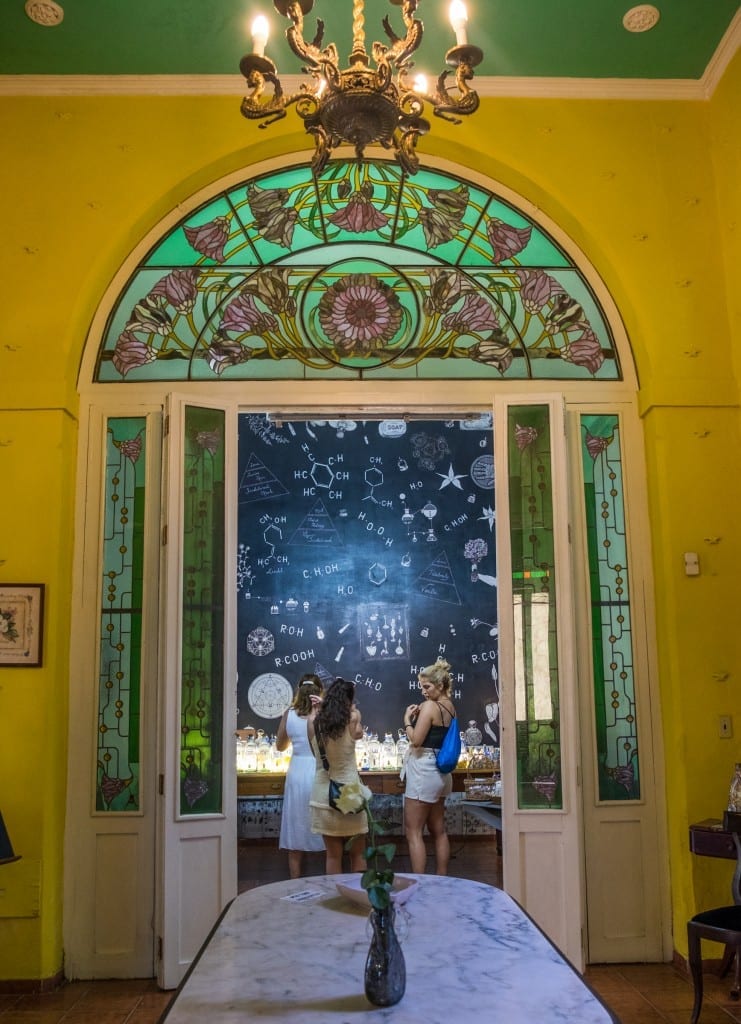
left=239, top=0, right=483, bottom=176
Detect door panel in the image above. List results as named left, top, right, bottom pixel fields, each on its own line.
left=496, top=396, right=586, bottom=970
left=157, top=397, right=237, bottom=988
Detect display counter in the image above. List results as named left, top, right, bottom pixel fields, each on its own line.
left=237, top=769, right=500, bottom=841
left=237, top=768, right=494, bottom=797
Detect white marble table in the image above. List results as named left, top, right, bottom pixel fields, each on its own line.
left=159, top=874, right=618, bottom=1023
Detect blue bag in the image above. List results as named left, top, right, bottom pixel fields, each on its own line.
left=435, top=714, right=461, bottom=774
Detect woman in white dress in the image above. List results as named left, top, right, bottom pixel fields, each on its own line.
left=276, top=674, right=326, bottom=878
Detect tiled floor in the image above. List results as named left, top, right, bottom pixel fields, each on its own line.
left=1, top=836, right=739, bottom=1023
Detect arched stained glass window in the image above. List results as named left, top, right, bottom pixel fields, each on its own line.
left=96, top=160, right=621, bottom=384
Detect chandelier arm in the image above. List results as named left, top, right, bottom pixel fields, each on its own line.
left=431, top=67, right=480, bottom=123
left=372, top=1, right=423, bottom=68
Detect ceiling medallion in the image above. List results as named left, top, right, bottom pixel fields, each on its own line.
left=239, top=1, right=483, bottom=177
left=622, top=5, right=660, bottom=33
left=24, top=0, right=64, bottom=26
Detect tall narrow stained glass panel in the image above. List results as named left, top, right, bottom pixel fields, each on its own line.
left=508, top=405, right=562, bottom=809
left=580, top=414, right=639, bottom=801
left=97, top=417, right=146, bottom=812
left=179, top=406, right=226, bottom=815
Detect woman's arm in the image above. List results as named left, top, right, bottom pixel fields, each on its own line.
left=275, top=710, right=290, bottom=752
left=404, top=701, right=433, bottom=748
left=349, top=707, right=363, bottom=740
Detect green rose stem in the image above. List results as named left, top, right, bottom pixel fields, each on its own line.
left=342, top=785, right=396, bottom=911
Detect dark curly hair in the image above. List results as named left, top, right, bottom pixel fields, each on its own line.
left=315, top=677, right=355, bottom=740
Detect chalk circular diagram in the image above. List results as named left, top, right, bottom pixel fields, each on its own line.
left=247, top=673, right=293, bottom=719
left=245, top=626, right=275, bottom=657
left=470, top=454, right=495, bottom=489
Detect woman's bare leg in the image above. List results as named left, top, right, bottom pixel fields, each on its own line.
left=426, top=799, right=450, bottom=875
left=287, top=849, right=302, bottom=879
left=323, top=835, right=344, bottom=874
left=404, top=797, right=430, bottom=873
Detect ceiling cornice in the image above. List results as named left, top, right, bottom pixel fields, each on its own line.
left=0, top=11, right=737, bottom=102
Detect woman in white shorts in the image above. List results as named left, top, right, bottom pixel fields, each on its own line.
left=401, top=659, right=457, bottom=874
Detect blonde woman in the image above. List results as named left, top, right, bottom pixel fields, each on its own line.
left=402, top=659, right=457, bottom=874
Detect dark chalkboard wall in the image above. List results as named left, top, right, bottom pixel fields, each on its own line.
left=237, top=414, right=500, bottom=746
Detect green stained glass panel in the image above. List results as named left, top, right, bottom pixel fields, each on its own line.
left=180, top=406, right=226, bottom=816
left=508, top=405, right=562, bottom=810
left=580, top=414, right=639, bottom=801
left=96, top=160, right=620, bottom=384
left=96, top=418, right=146, bottom=812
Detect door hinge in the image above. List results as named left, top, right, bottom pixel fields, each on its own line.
left=162, top=524, right=167, bottom=546
left=159, top=773, right=164, bottom=795
left=157, top=936, right=163, bottom=961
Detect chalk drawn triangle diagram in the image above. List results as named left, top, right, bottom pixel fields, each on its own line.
left=239, top=453, right=289, bottom=503
left=314, top=662, right=335, bottom=686
left=415, top=551, right=462, bottom=606
left=288, top=500, right=343, bottom=546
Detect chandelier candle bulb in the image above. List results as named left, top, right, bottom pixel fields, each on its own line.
left=449, top=0, right=468, bottom=46
left=251, top=15, right=269, bottom=56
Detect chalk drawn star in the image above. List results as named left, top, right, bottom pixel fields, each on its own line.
left=479, top=505, right=496, bottom=531
left=437, top=464, right=467, bottom=490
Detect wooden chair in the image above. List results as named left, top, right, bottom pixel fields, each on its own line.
left=687, top=831, right=741, bottom=1023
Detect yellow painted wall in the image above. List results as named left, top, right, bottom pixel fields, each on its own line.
left=0, top=46, right=738, bottom=979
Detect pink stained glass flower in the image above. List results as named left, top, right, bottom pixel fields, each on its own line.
left=112, top=330, right=156, bottom=377
left=469, top=328, right=513, bottom=375
left=562, top=328, right=605, bottom=375
left=183, top=216, right=230, bottom=263
left=205, top=335, right=249, bottom=376
left=424, top=268, right=467, bottom=315
left=318, top=274, right=403, bottom=355
left=514, top=269, right=562, bottom=313
left=328, top=192, right=390, bottom=233
left=243, top=267, right=296, bottom=315
left=486, top=218, right=532, bottom=263
left=246, top=184, right=298, bottom=248
left=150, top=268, right=201, bottom=314
left=515, top=423, right=539, bottom=452
left=585, top=431, right=613, bottom=461
left=442, top=294, right=499, bottom=335
left=116, top=436, right=143, bottom=464
left=220, top=291, right=277, bottom=335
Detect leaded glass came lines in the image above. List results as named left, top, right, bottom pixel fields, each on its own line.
left=180, top=406, right=226, bottom=816
left=580, top=414, right=639, bottom=801
left=96, top=418, right=146, bottom=812
left=507, top=405, right=562, bottom=810
left=96, top=160, right=620, bottom=383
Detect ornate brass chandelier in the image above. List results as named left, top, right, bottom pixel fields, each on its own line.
left=239, top=0, right=483, bottom=176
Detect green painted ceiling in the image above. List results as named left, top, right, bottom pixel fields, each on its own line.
left=1, top=0, right=738, bottom=82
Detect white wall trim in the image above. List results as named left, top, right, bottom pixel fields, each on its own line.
left=1, top=13, right=738, bottom=102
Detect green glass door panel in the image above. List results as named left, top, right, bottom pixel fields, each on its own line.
left=508, top=404, right=562, bottom=809
left=179, top=405, right=226, bottom=815
left=580, top=414, right=639, bottom=801
left=96, top=417, right=146, bottom=812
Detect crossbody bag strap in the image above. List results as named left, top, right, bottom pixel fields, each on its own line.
left=314, top=723, right=330, bottom=772
left=436, top=700, right=455, bottom=726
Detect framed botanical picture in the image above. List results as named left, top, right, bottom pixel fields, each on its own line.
left=0, top=584, right=45, bottom=667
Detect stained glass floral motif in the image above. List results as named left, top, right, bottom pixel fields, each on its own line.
left=179, top=406, right=226, bottom=816
left=96, top=160, right=620, bottom=383
left=580, top=414, right=640, bottom=801
left=508, top=405, right=562, bottom=810
left=96, top=418, right=146, bottom=812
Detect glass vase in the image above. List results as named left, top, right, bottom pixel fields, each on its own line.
left=364, top=905, right=406, bottom=1007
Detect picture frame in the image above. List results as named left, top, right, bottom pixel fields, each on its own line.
left=0, top=584, right=45, bottom=667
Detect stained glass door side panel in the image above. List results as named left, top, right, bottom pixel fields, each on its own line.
left=580, top=414, right=640, bottom=801
left=96, top=417, right=147, bottom=812
left=507, top=405, right=562, bottom=810
left=179, top=406, right=226, bottom=816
